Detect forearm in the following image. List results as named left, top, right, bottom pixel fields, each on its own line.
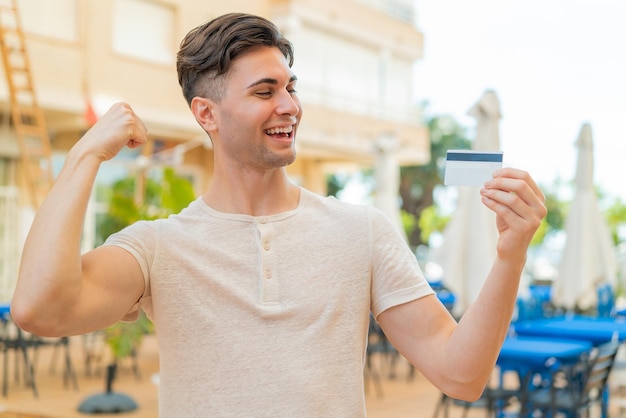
left=434, top=170, right=544, bottom=396
left=13, top=147, right=102, bottom=328
left=445, top=256, right=524, bottom=388
left=383, top=168, right=545, bottom=401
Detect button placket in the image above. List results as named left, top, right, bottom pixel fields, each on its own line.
left=256, top=221, right=279, bottom=305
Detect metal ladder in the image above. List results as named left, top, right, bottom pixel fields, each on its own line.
left=0, top=0, right=53, bottom=209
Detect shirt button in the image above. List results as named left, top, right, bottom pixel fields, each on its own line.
left=265, top=271, right=272, bottom=279
left=263, top=242, right=270, bottom=251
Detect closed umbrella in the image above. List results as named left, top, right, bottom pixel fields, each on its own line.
left=552, top=123, right=616, bottom=311
left=374, top=136, right=406, bottom=240
left=431, top=90, right=501, bottom=314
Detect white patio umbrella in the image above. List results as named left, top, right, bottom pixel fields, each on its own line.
left=552, top=123, right=616, bottom=311
left=374, top=136, right=406, bottom=241
left=431, top=90, right=501, bottom=314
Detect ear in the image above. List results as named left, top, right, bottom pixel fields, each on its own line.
left=191, top=97, right=217, bottom=133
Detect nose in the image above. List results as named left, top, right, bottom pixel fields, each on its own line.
left=276, top=90, right=300, bottom=117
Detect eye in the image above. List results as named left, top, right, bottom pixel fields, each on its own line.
left=256, top=91, right=272, bottom=98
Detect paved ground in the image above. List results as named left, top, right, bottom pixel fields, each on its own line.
left=1, top=332, right=625, bottom=417
left=0, top=332, right=470, bottom=417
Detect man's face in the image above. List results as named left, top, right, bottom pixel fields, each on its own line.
left=210, top=46, right=302, bottom=170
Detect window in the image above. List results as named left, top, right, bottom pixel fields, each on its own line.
left=18, top=0, right=78, bottom=41
left=112, top=0, right=175, bottom=65
left=293, top=27, right=379, bottom=112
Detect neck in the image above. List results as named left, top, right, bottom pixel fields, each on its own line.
left=202, top=166, right=300, bottom=216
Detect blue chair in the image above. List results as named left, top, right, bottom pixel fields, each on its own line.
left=596, top=283, right=615, bottom=318
left=526, top=340, right=619, bottom=418
left=428, top=280, right=457, bottom=314
left=517, top=284, right=562, bottom=321
left=516, top=294, right=545, bottom=322
left=528, top=284, right=552, bottom=302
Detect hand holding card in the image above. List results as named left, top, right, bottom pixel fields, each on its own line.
left=444, top=150, right=503, bottom=187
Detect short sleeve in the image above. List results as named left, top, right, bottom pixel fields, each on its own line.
left=103, top=220, right=157, bottom=321
left=368, top=209, right=434, bottom=317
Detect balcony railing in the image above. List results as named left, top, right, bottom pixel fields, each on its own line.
left=300, top=82, right=422, bottom=126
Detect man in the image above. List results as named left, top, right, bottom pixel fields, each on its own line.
left=12, top=13, right=546, bottom=417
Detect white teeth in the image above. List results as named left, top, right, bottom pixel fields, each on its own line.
left=265, top=126, right=293, bottom=135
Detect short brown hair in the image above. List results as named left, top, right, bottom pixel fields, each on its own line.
left=177, top=13, right=294, bottom=105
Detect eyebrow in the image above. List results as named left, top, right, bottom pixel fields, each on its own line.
left=247, top=75, right=298, bottom=89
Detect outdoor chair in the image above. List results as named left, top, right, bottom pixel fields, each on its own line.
left=83, top=330, right=108, bottom=378
left=526, top=339, right=620, bottom=418
left=432, top=391, right=496, bottom=418
left=432, top=372, right=522, bottom=418
left=364, top=315, right=395, bottom=398
left=0, top=315, right=38, bottom=397
left=30, top=334, right=78, bottom=390
left=515, top=293, right=546, bottom=322
left=0, top=307, right=78, bottom=398
left=596, top=283, right=615, bottom=318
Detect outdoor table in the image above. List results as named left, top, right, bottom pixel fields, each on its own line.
left=498, top=335, right=592, bottom=373
left=509, top=317, right=626, bottom=418
left=495, top=336, right=593, bottom=417
left=514, top=315, right=626, bottom=346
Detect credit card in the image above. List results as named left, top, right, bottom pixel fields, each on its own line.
left=444, top=150, right=503, bottom=187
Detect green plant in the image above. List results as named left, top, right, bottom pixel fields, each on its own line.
left=417, top=204, right=451, bottom=245
left=103, top=312, right=154, bottom=360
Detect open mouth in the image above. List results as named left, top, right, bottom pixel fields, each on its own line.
left=265, top=125, right=293, bottom=138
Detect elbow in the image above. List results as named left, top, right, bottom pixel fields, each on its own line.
left=445, top=385, right=486, bottom=403
left=10, top=299, right=34, bottom=333
left=439, top=376, right=488, bottom=402
left=10, top=298, right=40, bottom=334
left=10, top=297, right=66, bottom=338
left=432, top=355, right=494, bottom=401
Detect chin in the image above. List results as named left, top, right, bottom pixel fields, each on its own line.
left=279, top=154, right=297, bottom=167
